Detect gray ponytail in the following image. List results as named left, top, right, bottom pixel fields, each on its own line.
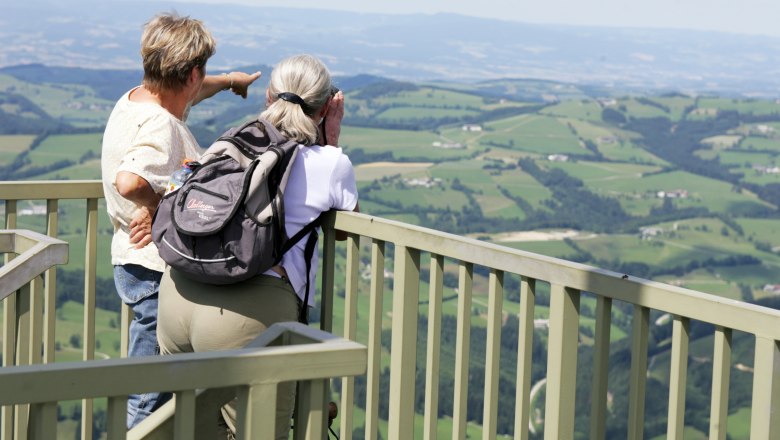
left=260, top=55, right=333, bottom=145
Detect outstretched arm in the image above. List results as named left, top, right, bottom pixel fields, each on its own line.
left=193, top=71, right=262, bottom=105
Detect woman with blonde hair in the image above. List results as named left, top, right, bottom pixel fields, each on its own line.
left=157, top=54, right=359, bottom=439
left=101, top=12, right=260, bottom=428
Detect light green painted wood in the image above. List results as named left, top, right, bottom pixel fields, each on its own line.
left=482, top=270, right=503, bottom=440
left=452, top=262, right=473, bottom=440
left=709, top=327, right=732, bottom=440
left=320, top=228, right=336, bottom=333
left=590, top=296, right=612, bottom=440
left=750, top=337, right=780, bottom=439
left=544, top=284, right=580, bottom=440
left=332, top=212, right=780, bottom=340
left=0, top=230, right=68, bottom=300
left=340, top=233, right=360, bottom=440
left=667, top=316, right=690, bottom=440
left=107, top=396, right=127, bottom=440
left=295, top=379, right=328, bottom=440
left=514, top=277, right=536, bottom=440
left=424, top=254, right=444, bottom=440
left=121, top=304, right=132, bottom=358
left=0, top=181, right=103, bottom=201
left=174, top=390, right=196, bottom=440
left=28, top=402, right=57, bottom=440
left=388, top=246, right=420, bottom=440
left=44, top=200, right=58, bottom=364
left=628, top=306, right=650, bottom=440
left=82, top=198, right=98, bottom=440
left=365, top=240, right=385, bottom=440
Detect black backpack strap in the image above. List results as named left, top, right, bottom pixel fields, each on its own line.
left=277, top=213, right=325, bottom=324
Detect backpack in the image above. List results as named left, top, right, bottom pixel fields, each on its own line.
left=151, top=118, right=322, bottom=322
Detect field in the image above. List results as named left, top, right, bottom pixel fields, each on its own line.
left=5, top=73, right=780, bottom=438
left=0, top=134, right=35, bottom=165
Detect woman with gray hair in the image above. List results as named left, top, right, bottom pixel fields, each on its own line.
left=101, top=12, right=261, bottom=428
left=157, top=54, right=359, bottom=439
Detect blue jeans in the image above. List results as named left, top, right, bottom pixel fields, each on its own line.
left=113, top=264, right=172, bottom=429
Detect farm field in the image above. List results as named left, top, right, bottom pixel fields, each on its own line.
left=0, top=134, right=35, bottom=164
left=5, top=69, right=780, bottom=439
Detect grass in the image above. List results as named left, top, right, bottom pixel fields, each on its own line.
left=540, top=99, right=603, bottom=122
left=585, top=170, right=774, bottom=215
left=25, top=133, right=102, bottom=168
left=341, top=126, right=476, bottom=161
left=737, top=136, right=780, bottom=153
left=354, top=162, right=433, bottom=182
left=698, top=98, right=780, bottom=116
left=0, top=134, right=36, bottom=165
left=480, top=114, right=591, bottom=156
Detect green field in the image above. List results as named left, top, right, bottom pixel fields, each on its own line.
left=480, top=114, right=592, bottom=156
left=540, top=100, right=603, bottom=122
left=698, top=97, right=780, bottom=116
left=0, top=74, right=113, bottom=127
left=584, top=170, right=774, bottom=215
left=25, top=133, right=102, bottom=167
left=341, top=126, right=477, bottom=160
left=737, top=136, right=780, bottom=152
left=0, top=134, right=36, bottom=164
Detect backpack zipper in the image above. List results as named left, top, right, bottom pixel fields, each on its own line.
left=178, top=184, right=230, bottom=207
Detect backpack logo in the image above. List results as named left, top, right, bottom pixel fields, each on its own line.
left=186, top=199, right=216, bottom=212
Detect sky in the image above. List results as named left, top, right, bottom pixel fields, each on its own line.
left=175, top=0, right=780, bottom=38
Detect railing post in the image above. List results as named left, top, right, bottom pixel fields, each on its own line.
left=709, top=326, right=732, bottom=440
left=82, top=197, right=98, bottom=440
left=43, top=199, right=58, bottom=364
left=482, top=270, right=504, bottom=440
left=590, top=295, right=612, bottom=440
left=365, top=240, right=385, bottom=440
left=296, top=379, right=328, bottom=440
left=174, top=390, right=197, bottom=440
left=387, top=245, right=420, bottom=440
left=514, top=277, right=536, bottom=440
left=543, top=284, right=580, bottom=440
left=628, top=305, right=650, bottom=440
left=452, top=261, right=473, bottom=440
left=320, top=225, right=337, bottom=333
left=423, top=254, right=444, bottom=440
left=3, top=201, right=17, bottom=439
left=667, top=316, right=690, bottom=440
left=14, top=281, right=32, bottom=440
left=340, top=233, right=360, bottom=440
left=750, top=336, right=780, bottom=439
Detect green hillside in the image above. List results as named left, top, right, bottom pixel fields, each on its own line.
left=3, top=68, right=780, bottom=439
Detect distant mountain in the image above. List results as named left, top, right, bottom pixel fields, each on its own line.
left=4, top=0, right=780, bottom=97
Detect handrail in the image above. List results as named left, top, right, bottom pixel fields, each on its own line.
left=0, top=322, right=367, bottom=439
left=327, top=211, right=780, bottom=339
left=4, top=180, right=780, bottom=439
left=0, top=229, right=68, bottom=300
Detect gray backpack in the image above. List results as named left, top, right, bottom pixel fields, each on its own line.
left=151, top=118, right=322, bottom=321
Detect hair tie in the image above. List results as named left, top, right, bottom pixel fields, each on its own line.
left=277, top=92, right=313, bottom=115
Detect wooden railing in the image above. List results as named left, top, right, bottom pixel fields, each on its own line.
left=0, top=321, right=366, bottom=440
left=3, top=180, right=780, bottom=439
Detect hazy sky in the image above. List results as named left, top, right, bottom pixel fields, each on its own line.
left=176, top=0, right=780, bottom=38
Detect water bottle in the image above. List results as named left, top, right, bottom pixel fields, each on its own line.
left=166, top=160, right=193, bottom=194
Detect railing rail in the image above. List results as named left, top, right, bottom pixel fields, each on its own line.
left=324, top=211, right=780, bottom=440
left=4, top=180, right=780, bottom=439
left=0, top=229, right=68, bottom=300
left=0, top=322, right=367, bottom=440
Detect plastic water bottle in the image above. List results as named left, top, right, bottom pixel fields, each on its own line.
left=166, top=160, right=193, bottom=194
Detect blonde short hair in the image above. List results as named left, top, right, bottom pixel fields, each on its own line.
left=140, top=13, right=216, bottom=93
left=260, top=55, right=334, bottom=145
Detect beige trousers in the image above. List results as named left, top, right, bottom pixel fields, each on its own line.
left=158, top=268, right=299, bottom=440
